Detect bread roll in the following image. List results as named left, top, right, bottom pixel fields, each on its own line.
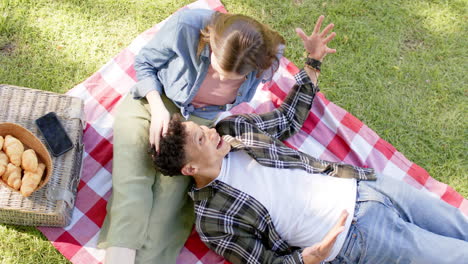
left=4, top=135, right=24, bottom=166
left=5, top=163, right=22, bottom=190
left=22, top=149, right=38, bottom=172
left=20, top=163, right=46, bottom=197
left=0, top=151, right=8, bottom=178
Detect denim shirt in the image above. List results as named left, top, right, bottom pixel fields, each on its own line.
left=131, top=9, right=283, bottom=119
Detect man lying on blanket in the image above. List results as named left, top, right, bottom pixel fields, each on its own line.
left=151, top=17, right=468, bottom=264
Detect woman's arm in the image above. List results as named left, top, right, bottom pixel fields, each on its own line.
left=132, top=12, right=184, bottom=149
left=132, top=12, right=183, bottom=99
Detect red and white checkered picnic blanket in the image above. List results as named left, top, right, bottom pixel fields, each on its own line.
left=37, top=0, right=468, bottom=263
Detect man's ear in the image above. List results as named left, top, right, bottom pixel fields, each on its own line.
left=181, top=163, right=198, bottom=176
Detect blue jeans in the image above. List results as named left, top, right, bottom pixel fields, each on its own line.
left=329, top=175, right=468, bottom=264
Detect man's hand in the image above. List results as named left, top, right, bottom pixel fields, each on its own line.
left=296, top=15, right=337, bottom=61
left=301, top=210, right=349, bottom=264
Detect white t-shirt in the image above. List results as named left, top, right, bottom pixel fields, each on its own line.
left=216, top=151, right=357, bottom=262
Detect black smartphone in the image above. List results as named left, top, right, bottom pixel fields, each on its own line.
left=35, top=112, right=74, bottom=157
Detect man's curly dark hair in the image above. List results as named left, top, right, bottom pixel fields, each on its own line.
left=149, top=114, right=187, bottom=176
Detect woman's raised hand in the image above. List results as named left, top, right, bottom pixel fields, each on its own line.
left=295, top=15, right=337, bottom=61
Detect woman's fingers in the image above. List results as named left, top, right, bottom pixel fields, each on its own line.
left=149, top=125, right=155, bottom=146
left=150, top=122, right=163, bottom=152
left=151, top=111, right=170, bottom=152
left=161, top=119, right=169, bottom=137
left=153, top=128, right=161, bottom=152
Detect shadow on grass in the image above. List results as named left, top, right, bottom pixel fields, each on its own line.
left=1, top=23, right=90, bottom=92
left=55, top=0, right=194, bottom=30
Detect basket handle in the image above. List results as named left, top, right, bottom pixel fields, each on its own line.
left=47, top=187, right=75, bottom=209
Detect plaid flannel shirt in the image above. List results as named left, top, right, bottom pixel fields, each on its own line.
left=188, top=70, right=376, bottom=264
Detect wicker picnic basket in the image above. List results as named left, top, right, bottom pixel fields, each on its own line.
left=0, top=84, right=84, bottom=227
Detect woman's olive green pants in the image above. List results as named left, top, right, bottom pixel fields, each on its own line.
left=98, top=95, right=212, bottom=263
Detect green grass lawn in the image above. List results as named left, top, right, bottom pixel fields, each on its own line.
left=1, top=0, right=467, bottom=263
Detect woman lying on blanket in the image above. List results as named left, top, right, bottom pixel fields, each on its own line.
left=99, top=8, right=292, bottom=264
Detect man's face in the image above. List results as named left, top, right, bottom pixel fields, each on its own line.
left=182, top=121, right=231, bottom=174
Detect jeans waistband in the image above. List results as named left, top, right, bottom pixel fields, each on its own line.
left=356, top=180, right=388, bottom=204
